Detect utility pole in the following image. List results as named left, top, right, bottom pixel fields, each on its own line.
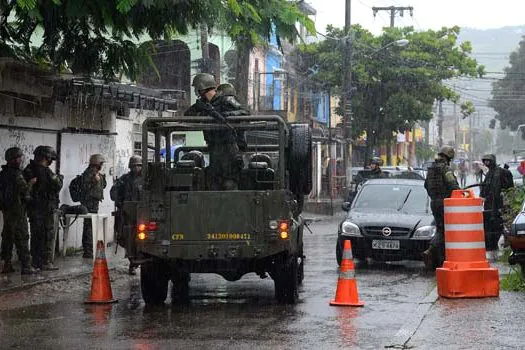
left=372, top=6, right=414, bottom=165
left=343, top=0, right=353, bottom=190
left=372, top=6, right=414, bottom=27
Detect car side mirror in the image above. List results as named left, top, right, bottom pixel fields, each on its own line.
left=341, top=202, right=351, bottom=212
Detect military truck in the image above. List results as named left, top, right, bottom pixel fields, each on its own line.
left=120, top=115, right=312, bottom=305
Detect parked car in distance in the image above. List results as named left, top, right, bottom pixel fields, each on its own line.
left=337, top=178, right=435, bottom=267
left=509, top=198, right=525, bottom=276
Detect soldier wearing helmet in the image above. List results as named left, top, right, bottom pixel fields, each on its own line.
left=110, top=155, right=143, bottom=274
left=23, top=145, right=63, bottom=271
left=184, top=73, right=250, bottom=190
left=78, top=154, right=107, bottom=258
left=480, top=154, right=514, bottom=250
left=0, top=148, right=37, bottom=274
left=368, top=158, right=385, bottom=179
left=422, top=146, right=460, bottom=269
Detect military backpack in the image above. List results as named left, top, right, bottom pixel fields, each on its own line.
left=69, top=175, right=83, bottom=202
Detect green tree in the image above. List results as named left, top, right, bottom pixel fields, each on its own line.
left=1, top=0, right=313, bottom=83
left=296, top=25, right=483, bottom=159
left=490, top=37, right=525, bottom=132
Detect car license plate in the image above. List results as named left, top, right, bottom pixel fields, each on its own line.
left=372, top=240, right=400, bottom=250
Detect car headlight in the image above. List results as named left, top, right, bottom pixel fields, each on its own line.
left=413, top=225, right=436, bottom=239
left=341, top=221, right=362, bottom=237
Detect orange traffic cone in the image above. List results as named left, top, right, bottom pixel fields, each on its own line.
left=330, top=240, right=364, bottom=307
left=85, top=240, right=118, bottom=304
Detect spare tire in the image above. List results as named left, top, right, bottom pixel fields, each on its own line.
left=288, top=124, right=313, bottom=195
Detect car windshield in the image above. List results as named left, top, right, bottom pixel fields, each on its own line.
left=353, top=184, right=429, bottom=213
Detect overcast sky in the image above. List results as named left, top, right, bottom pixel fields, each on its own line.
left=308, top=0, right=525, bottom=34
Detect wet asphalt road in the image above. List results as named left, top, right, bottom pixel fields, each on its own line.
left=0, top=214, right=441, bottom=349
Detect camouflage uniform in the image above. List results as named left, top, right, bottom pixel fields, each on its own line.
left=0, top=150, right=36, bottom=274
left=424, top=147, right=460, bottom=267
left=480, top=154, right=513, bottom=249
left=185, top=74, right=249, bottom=190
left=24, top=152, right=63, bottom=270
left=110, top=156, right=143, bottom=274
left=79, top=160, right=107, bottom=258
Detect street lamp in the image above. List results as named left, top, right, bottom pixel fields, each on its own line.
left=371, top=39, right=409, bottom=55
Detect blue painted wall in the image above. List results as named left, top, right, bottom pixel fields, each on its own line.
left=265, top=29, right=283, bottom=110
left=314, top=92, right=330, bottom=125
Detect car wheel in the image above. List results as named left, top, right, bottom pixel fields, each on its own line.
left=336, top=240, right=342, bottom=266
left=140, top=260, right=170, bottom=305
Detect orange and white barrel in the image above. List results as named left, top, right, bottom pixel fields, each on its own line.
left=443, top=189, right=487, bottom=266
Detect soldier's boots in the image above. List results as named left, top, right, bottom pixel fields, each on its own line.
left=41, top=262, right=59, bottom=271
left=2, top=261, right=15, bottom=274
left=21, top=265, right=39, bottom=275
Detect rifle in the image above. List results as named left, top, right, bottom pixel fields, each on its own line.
left=195, top=99, right=236, bottom=133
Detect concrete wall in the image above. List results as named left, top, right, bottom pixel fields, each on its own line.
left=0, top=98, right=176, bottom=256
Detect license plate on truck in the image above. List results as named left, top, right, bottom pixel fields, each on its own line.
left=372, top=240, right=400, bottom=250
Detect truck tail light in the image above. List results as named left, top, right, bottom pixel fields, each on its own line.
left=279, top=220, right=289, bottom=240
left=137, top=222, right=156, bottom=241
left=147, top=221, right=158, bottom=231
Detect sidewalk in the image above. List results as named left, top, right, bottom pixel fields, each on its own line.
left=0, top=243, right=128, bottom=293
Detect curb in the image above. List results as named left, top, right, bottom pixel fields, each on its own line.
left=0, top=266, right=116, bottom=294
left=384, top=285, right=439, bottom=349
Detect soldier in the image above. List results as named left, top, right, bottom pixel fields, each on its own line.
left=422, top=146, right=460, bottom=268
left=79, top=154, right=107, bottom=258
left=0, top=148, right=38, bottom=274
left=184, top=73, right=249, bottom=190
left=110, top=155, right=143, bottom=275
left=24, top=145, right=63, bottom=271
left=480, top=154, right=513, bottom=250
left=368, top=158, right=385, bottom=179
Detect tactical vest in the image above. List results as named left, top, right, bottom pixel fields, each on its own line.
left=426, top=163, right=452, bottom=199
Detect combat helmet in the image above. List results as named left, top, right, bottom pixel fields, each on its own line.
left=192, top=73, right=216, bottom=92
left=438, top=146, right=455, bottom=161
left=217, top=83, right=236, bottom=96
left=128, top=155, right=142, bottom=168
left=5, top=147, right=23, bottom=162
left=33, top=145, right=57, bottom=160
left=481, top=154, right=496, bottom=163
left=370, top=157, right=382, bottom=166
left=89, top=154, right=106, bottom=166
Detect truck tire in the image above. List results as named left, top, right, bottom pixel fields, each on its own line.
left=171, top=271, right=190, bottom=303
left=288, top=124, right=312, bottom=195
left=274, top=255, right=299, bottom=304
left=140, top=260, right=170, bottom=305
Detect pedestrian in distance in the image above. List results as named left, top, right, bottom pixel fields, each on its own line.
left=110, top=155, right=143, bottom=275
left=23, top=145, right=63, bottom=271
left=78, top=154, right=107, bottom=259
left=0, top=148, right=38, bottom=274
left=422, top=146, right=460, bottom=269
left=458, top=159, right=468, bottom=188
